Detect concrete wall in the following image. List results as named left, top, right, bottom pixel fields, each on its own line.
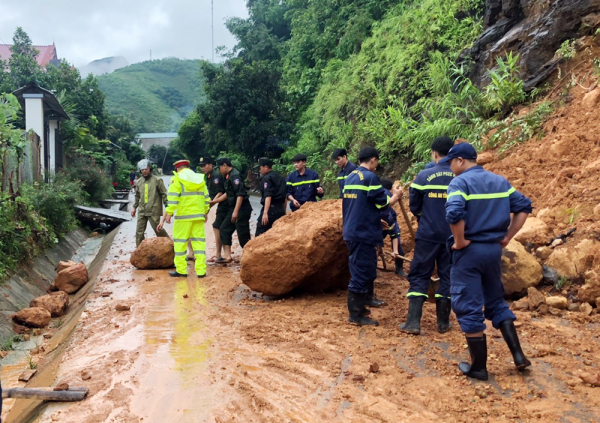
left=23, top=94, right=45, bottom=174
left=139, top=137, right=176, bottom=152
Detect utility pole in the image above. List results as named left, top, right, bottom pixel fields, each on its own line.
left=211, top=0, right=214, bottom=63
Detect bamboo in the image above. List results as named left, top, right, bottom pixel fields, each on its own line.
left=2, top=386, right=89, bottom=401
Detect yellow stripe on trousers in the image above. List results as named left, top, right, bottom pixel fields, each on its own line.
left=173, top=220, right=206, bottom=276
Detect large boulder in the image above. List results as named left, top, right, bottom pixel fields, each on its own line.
left=501, top=239, right=543, bottom=295
left=57, top=260, right=77, bottom=273
left=241, top=200, right=350, bottom=296
left=30, top=291, right=70, bottom=317
left=51, top=262, right=88, bottom=294
left=12, top=307, right=52, bottom=328
left=546, top=239, right=600, bottom=278
left=130, top=237, right=175, bottom=269
left=514, top=217, right=550, bottom=246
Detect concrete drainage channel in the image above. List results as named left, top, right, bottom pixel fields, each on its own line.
left=0, top=227, right=119, bottom=422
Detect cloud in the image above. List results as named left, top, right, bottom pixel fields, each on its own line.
left=0, top=0, right=248, bottom=66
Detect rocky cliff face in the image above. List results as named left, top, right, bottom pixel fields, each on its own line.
left=463, top=0, right=600, bottom=89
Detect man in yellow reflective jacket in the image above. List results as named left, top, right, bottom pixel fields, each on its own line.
left=158, top=160, right=210, bottom=278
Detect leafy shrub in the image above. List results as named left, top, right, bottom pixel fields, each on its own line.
left=556, top=39, right=576, bottom=60
left=62, top=156, right=113, bottom=205
left=484, top=52, right=526, bottom=115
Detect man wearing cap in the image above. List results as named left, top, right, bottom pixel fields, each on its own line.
left=399, top=136, right=455, bottom=335
left=199, top=156, right=228, bottom=261
left=444, top=142, right=532, bottom=380
left=343, top=146, right=403, bottom=326
left=286, top=154, right=324, bottom=212
left=132, top=159, right=169, bottom=247
left=331, top=148, right=357, bottom=198
left=157, top=159, right=209, bottom=278
left=216, top=158, right=253, bottom=262
left=255, top=157, right=287, bottom=236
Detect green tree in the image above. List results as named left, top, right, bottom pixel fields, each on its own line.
left=8, top=27, right=43, bottom=89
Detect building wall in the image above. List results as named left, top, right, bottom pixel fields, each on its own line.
left=139, top=137, right=175, bottom=152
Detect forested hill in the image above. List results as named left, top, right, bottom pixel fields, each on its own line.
left=97, top=58, right=204, bottom=133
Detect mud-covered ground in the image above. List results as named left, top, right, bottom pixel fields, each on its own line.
left=5, top=198, right=595, bottom=423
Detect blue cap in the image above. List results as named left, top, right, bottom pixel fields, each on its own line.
left=439, top=143, right=477, bottom=163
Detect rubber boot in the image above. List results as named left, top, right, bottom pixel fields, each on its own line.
left=169, top=271, right=187, bottom=277
left=348, top=291, right=379, bottom=326
left=459, top=335, right=489, bottom=381
left=399, top=297, right=426, bottom=334
left=436, top=298, right=452, bottom=333
left=366, top=282, right=387, bottom=307
left=499, top=320, right=532, bottom=370
left=395, top=258, right=407, bottom=278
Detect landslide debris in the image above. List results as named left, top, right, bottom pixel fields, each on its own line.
left=51, top=261, right=89, bottom=294
left=241, top=200, right=350, bottom=296
left=130, top=237, right=175, bottom=269
left=30, top=291, right=70, bottom=317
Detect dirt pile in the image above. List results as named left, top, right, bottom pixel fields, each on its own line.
left=241, top=200, right=350, bottom=295
left=130, top=237, right=174, bottom=269
left=30, top=291, right=69, bottom=317
left=51, top=261, right=89, bottom=294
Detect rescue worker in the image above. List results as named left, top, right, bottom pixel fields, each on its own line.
left=255, top=157, right=287, bottom=236
left=157, top=159, right=209, bottom=278
left=331, top=148, right=357, bottom=198
left=216, top=158, right=253, bottom=263
left=286, top=154, right=324, bottom=211
left=444, top=142, right=532, bottom=381
left=400, top=136, right=455, bottom=335
left=131, top=159, right=169, bottom=247
left=380, top=179, right=406, bottom=277
left=199, top=156, right=227, bottom=262
left=343, top=147, right=403, bottom=326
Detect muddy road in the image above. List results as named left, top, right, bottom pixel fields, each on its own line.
left=7, top=190, right=600, bottom=422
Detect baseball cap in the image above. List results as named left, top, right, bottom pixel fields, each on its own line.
left=199, top=156, right=213, bottom=166
left=357, top=146, right=379, bottom=162
left=439, top=143, right=478, bottom=163
left=258, top=157, right=273, bottom=167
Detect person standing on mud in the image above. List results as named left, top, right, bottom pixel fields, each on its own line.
left=331, top=148, right=357, bottom=198
left=380, top=179, right=406, bottom=278
left=157, top=159, right=209, bottom=278
left=399, top=136, right=455, bottom=335
left=199, top=156, right=227, bottom=262
left=444, top=142, right=532, bottom=381
left=343, top=147, right=403, bottom=326
left=215, top=158, right=253, bottom=263
left=255, top=157, right=287, bottom=236
left=131, top=160, right=169, bottom=247
left=286, top=154, right=324, bottom=212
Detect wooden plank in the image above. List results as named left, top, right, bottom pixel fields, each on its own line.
left=2, top=386, right=89, bottom=401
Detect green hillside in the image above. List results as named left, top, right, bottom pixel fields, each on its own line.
left=97, top=58, right=204, bottom=133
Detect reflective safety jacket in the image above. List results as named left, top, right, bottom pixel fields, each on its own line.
left=286, top=168, right=323, bottom=211
left=342, top=166, right=389, bottom=245
left=445, top=166, right=532, bottom=243
left=166, top=168, right=209, bottom=221
left=409, top=161, right=454, bottom=244
left=337, top=162, right=358, bottom=198
left=133, top=174, right=167, bottom=216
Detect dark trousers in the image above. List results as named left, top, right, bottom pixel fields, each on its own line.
left=220, top=201, right=252, bottom=248
left=346, top=241, right=377, bottom=294
left=450, top=242, right=515, bottom=333
left=212, top=204, right=229, bottom=229
left=255, top=204, right=286, bottom=236
left=407, top=239, right=451, bottom=298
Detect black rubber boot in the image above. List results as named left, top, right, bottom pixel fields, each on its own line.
left=395, top=258, right=407, bottom=278
left=459, top=335, right=489, bottom=381
left=366, top=281, right=387, bottom=307
left=399, top=297, right=426, bottom=334
left=348, top=291, right=379, bottom=326
left=169, top=271, right=187, bottom=277
left=436, top=298, right=453, bottom=333
left=499, top=320, right=532, bottom=371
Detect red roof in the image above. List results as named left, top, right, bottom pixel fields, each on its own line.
left=0, top=44, right=58, bottom=67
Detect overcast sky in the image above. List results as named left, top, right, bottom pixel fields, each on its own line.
left=0, top=0, right=248, bottom=67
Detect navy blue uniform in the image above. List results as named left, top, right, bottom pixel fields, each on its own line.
left=286, top=168, right=323, bottom=212
left=343, top=167, right=390, bottom=294
left=256, top=170, right=287, bottom=236
left=337, top=162, right=358, bottom=198
left=424, top=161, right=436, bottom=169
left=446, top=166, right=532, bottom=333
left=380, top=188, right=404, bottom=255
left=407, top=162, right=454, bottom=299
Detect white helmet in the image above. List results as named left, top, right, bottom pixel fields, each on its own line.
left=138, top=159, right=150, bottom=171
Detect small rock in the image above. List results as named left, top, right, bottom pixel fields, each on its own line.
left=475, top=387, right=487, bottom=398
left=183, top=294, right=189, bottom=299
left=115, top=304, right=131, bottom=312
left=100, top=292, right=112, bottom=297
left=578, top=371, right=600, bottom=386
left=580, top=302, right=593, bottom=315
left=13, top=324, right=31, bottom=334
left=22, top=334, right=30, bottom=341
left=536, top=246, right=553, bottom=260
left=546, top=296, right=568, bottom=309
left=43, top=331, right=54, bottom=339
left=477, top=151, right=494, bottom=165
left=551, top=238, right=564, bottom=247
left=147, top=277, right=154, bottom=281
left=81, top=370, right=92, bottom=380
left=352, top=375, right=365, bottom=383
left=542, top=266, right=560, bottom=285
left=19, top=369, right=37, bottom=382
left=527, top=287, right=546, bottom=310
left=369, top=363, right=380, bottom=373
left=568, top=303, right=580, bottom=312
left=0, top=351, right=8, bottom=359
left=30, top=347, right=40, bottom=355
left=54, top=382, right=69, bottom=391
left=511, top=297, right=529, bottom=311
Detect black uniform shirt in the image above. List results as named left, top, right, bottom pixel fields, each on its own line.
left=225, top=168, right=249, bottom=207
left=260, top=170, right=287, bottom=206
left=207, top=168, right=225, bottom=200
